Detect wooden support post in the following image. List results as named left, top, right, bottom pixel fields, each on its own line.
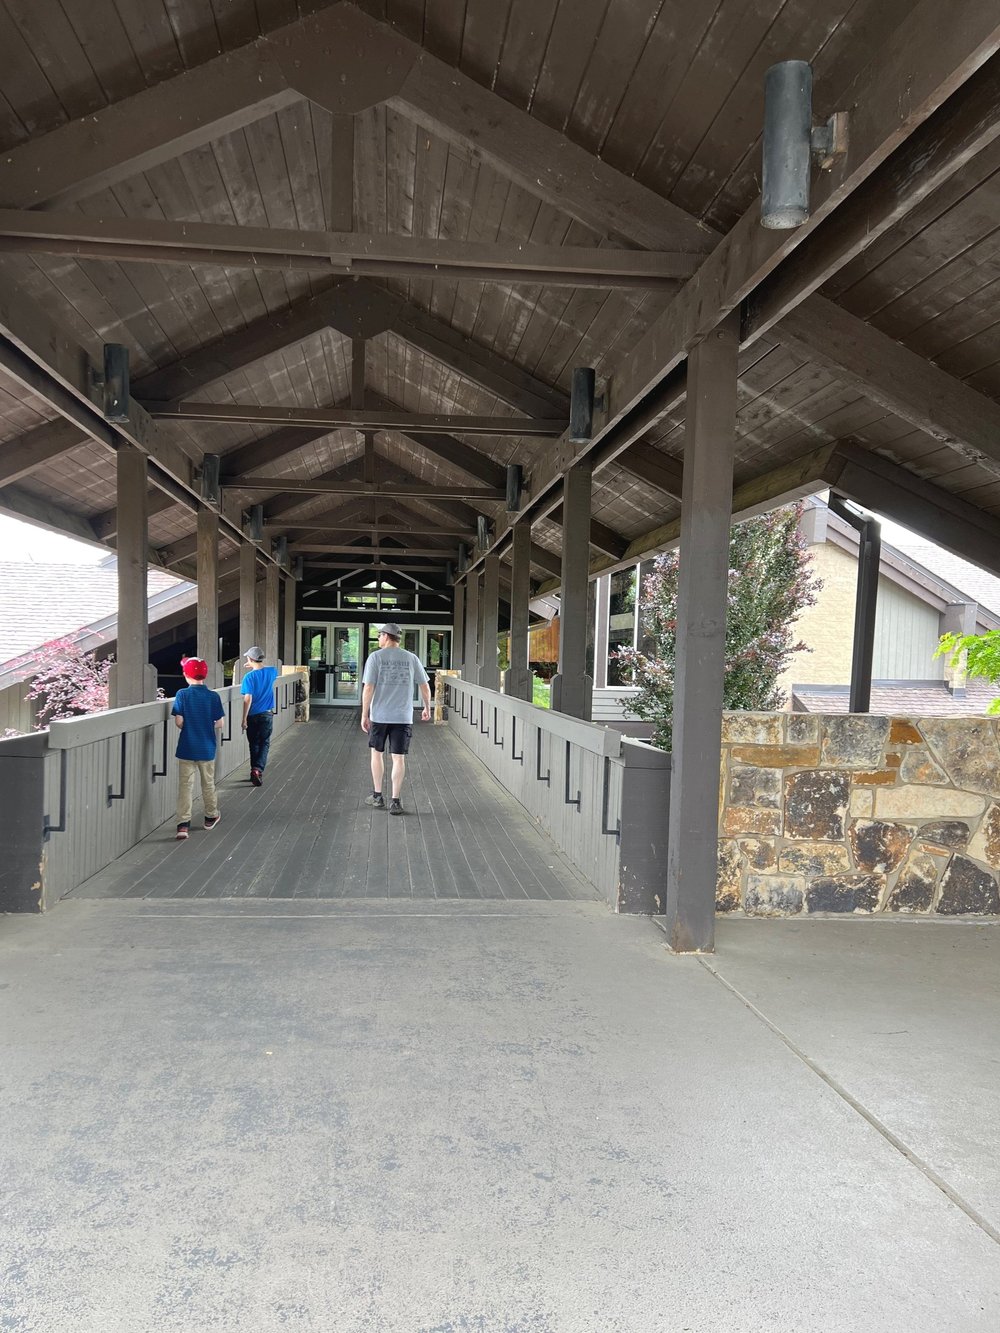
left=265, top=563, right=280, bottom=666
left=463, top=572, right=480, bottom=684
left=255, top=576, right=266, bottom=658
left=283, top=574, right=297, bottom=666
left=665, top=316, right=740, bottom=954
left=505, top=518, right=533, bottom=701
left=113, top=443, right=151, bottom=706
left=551, top=461, right=593, bottom=719
left=238, top=541, right=257, bottom=682
left=480, top=553, right=501, bottom=691
left=196, top=506, right=220, bottom=680
left=452, top=580, right=465, bottom=674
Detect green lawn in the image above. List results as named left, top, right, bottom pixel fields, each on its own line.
left=532, top=678, right=551, bottom=708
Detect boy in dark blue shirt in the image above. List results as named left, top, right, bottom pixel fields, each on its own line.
left=240, top=645, right=279, bottom=787
left=172, top=657, right=226, bottom=840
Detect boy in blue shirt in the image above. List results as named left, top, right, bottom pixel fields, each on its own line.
left=240, top=646, right=279, bottom=788
left=172, top=657, right=226, bottom=840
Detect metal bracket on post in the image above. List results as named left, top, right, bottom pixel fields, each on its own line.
left=563, top=740, right=581, bottom=809
left=152, top=718, right=169, bottom=781
left=107, top=733, right=128, bottom=806
left=220, top=697, right=233, bottom=745
left=511, top=716, right=524, bottom=764
left=601, top=755, right=621, bottom=842
left=535, top=728, right=550, bottom=785
left=42, top=750, right=68, bottom=841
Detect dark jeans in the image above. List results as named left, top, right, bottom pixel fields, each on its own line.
left=246, top=712, right=273, bottom=771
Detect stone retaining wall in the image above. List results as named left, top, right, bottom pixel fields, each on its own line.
left=717, top=711, right=1000, bottom=916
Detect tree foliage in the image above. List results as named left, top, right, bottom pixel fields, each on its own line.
left=24, top=636, right=114, bottom=727
left=936, top=630, right=1000, bottom=714
left=616, top=505, right=820, bottom=750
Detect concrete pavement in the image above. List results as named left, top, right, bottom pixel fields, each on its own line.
left=2, top=901, right=998, bottom=1331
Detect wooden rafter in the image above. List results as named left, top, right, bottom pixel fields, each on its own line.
left=0, top=211, right=696, bottom=289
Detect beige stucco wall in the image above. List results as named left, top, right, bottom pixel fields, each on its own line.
left=778, top=542, right=858, bottom=698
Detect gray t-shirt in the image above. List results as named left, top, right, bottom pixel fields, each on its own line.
left=362, top=646, right=429, bottom=724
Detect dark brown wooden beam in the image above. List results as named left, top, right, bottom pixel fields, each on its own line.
left=0, top=211, right=696, bottom=288
left=266, top=521, right=473, bottom=538
left=148, top=401, right=566, bottom=437
left=292, top=545, right=454, bottom=558
left=548, top=503, right=629, bottom=561
left=230, top=475, right=506, bottom=501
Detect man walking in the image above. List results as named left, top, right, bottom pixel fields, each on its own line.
left=240, top=645, right=279, bottom=788
left=360, top=622, right=431, bottom=814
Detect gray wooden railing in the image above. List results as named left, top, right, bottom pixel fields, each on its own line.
left=444, top=677, right=670, bottom=912
left=0, top=676, right=300, bottom=911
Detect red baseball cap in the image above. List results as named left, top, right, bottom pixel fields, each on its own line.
left=180, top=657, right=209, bottom=681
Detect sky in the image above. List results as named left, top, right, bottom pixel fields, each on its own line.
left=0, top=515, right=107, bottom=564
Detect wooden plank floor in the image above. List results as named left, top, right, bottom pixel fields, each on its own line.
left=69, top=710, right=598, bottom=902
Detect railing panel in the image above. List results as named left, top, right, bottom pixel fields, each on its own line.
left=0, top=672, right=303, bottom=910
left=445, top=678, right=627, bottom=904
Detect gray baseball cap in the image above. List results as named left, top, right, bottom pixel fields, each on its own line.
left=378, top=623, right=403, bottom=640
left=244, top=645, right=265, bottom=661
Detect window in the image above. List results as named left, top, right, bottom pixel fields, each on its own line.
left=607, top=567, right=637, bottom=687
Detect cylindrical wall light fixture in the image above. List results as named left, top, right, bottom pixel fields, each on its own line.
left=761, top=60, right=812, bottom=230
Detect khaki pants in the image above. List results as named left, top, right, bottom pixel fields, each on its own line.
left=176, top=759, right=219, bottom=824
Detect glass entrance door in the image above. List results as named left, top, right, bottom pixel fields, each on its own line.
left=301, top=625, right=329, bottom=703
left=330, top=626, right=360, bottom=702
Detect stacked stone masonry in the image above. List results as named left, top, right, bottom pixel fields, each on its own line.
left=717, top=712, right=1000, bottom=916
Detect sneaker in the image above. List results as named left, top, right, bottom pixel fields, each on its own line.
left=365, top=793, right=385, bottom=809
left=250, top=768, right=262, bottom=787
left=175, top=823, right=190, bottom=840
left=204, top=813, right=221, bottom=830
left=389, top=799, right=403, bottom=816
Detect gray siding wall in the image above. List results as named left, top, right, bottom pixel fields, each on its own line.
left=873, top=577, right=944, bottom=679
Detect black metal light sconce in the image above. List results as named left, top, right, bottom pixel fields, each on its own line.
left=247, top=504, right=264, bottom=543
left=199, top=453, right=221, bottom=507
left=457, top=544, right=468, bottom=575
left=99, top=343, right=131, bottom=422
left=476, top=514, right=491, bottom=550
left=274, top=535, right=289, bottom=567
left=569, top=367, right=596, bottom=442
left=506, top=463, right=523, bottom=512
left=761, top=60, right=848, bottom=230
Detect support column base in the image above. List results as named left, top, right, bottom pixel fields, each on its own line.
left=108, top=662, right=158, bottom=708
left=550, top=672, right=593, bottom=720
left=503, top=668, right=534, bottom=702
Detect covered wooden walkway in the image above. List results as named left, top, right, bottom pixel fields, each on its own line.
left=69, top=711, right=595, bottom=902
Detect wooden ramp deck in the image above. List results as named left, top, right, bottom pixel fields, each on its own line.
left=69, top=711, right=597, bottom=902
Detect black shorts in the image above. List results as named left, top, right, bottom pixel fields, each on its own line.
left=368, top=722, right=413, bottom=755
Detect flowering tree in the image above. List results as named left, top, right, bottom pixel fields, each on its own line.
left=616, top=504, right=820, bottom=750
left=24, top=636, right=114, bottom=727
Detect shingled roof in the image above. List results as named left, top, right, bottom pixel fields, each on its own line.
left=0, top=560, right=183, bottom=666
